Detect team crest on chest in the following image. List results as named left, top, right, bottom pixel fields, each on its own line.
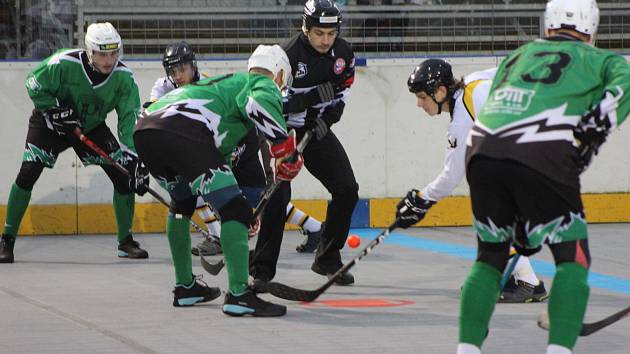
left=334, top=58, right=346, bottom=75
left=296, top=62, right=308, bottom=79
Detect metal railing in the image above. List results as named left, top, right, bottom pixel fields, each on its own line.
left=75, top=2, right=630, bottom=58
left=2, top=1, right=629, bottom=60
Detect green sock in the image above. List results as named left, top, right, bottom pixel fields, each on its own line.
left=166, top=215, right=193, bottom=286
left=220, top=220, right=249, bottom=294
left=113, top=191, right=135, bottom=243
left=459, top=261, right=502, bottom=347
left=548, top=262, right=589, bottom=349
left=3, top=183, right=32, bottom=238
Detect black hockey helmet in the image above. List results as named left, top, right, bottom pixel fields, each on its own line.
left=407, top=59, right=455, bottom=96
left=302, top=0, right=342, bottom=32
left=408, top=59, right=456, bottom=114
left=162, top=41, right=197, bottom=73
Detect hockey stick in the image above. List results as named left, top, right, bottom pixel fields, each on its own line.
left=73, top=129, right=218, bottom=243
left=500, top=254, right=519, bottom=290
left=199, top=131, right=313, bottom=276
left=537, top=306, right=629, bottom=336
left=266, top=220, right=400, bottom=302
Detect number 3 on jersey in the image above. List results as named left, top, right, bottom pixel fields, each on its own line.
left=498, top=51, right=572, bottom=87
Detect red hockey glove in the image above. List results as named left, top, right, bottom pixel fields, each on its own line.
left=270, top=131, right=304, bottom=182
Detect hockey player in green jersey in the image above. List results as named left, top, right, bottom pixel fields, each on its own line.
left=148, top=41, right=325, bottom=257
left=0, top=22, right=148, bottom=263
left=458, top=1, right=630, bottom=353
left=135, top=45, right=303, bottom=315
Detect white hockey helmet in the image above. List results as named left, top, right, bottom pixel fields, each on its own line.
left=545, top=0, right=599, bottom=41
left=247, top=44, right=293, bottom=90
left=85, top=22, right=123, bottom=64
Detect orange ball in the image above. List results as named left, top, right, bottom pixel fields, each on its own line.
left=347, top=234, right=361, bottom=248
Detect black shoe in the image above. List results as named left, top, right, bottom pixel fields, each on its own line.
left=222, top=290, right=286, bottom=317
left=117, top=235, right=149, bottom=259
left=296, top=227, right=322, bottom=253
left=251, top=278, right=269, bottom=294
left=192, top=237, right=222, bottom=256
left=0, top=234, right=15, bottom=263
left=173, top=275, right=222, bottom=307
left=311, top=263, right=355, bottom=286
left=499, top=279, right=548, bottom=303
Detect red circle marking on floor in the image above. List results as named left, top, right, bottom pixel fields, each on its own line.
left=300, top=299, right=415, bottom=308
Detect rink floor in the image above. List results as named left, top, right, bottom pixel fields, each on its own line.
left=1, top=224, right=629, bottom=354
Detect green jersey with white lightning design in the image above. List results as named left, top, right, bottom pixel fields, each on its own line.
left=139, top=72, right=287, bottom=160
left=25, top=48, right=141, bottom=151
left=467, top=37, right=630, bottom=187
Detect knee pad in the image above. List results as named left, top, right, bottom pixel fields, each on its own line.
left=218, top=195, right=253, bottom=227
left=169, top=196, right=196, bottom=218
left=15, top=162, right=44, bottom=190
left=550, top=239, right=591, bottom=269
left=476, top=241, right=511, bottom=272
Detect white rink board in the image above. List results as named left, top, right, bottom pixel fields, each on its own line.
left=1, top=56, right=629, bottom=205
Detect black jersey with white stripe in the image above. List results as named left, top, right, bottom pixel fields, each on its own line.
left=281, top=32, right=355, bottom=129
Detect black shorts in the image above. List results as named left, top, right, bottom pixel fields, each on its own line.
left=467, top=156, right=587, bottom=248
left=23, top=110, right=127, bottom=168
left=133, top=128, right=241, bottom=211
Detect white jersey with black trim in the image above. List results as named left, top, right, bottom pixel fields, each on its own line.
left=420, top=68, right=496, bottom=202
left=149, top=76, right=176, bottom=101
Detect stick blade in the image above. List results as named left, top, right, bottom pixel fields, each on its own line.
left=581, top=306, right=630, bottom=336
left=199, top=255, right=224, bottom=276
left=266, top=281, right=322, bottom=302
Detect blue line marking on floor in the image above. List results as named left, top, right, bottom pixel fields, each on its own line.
left=350, top=228, right=630, bottom=295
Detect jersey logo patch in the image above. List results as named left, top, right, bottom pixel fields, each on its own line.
left=296, top=62, right=308, bottom=79
left=26, top=76, right=41, bottom=91
left=484, top=86, right=535, bottom=114
left=447, top=135, right=457, bottom=148
left=334, top=58, right=346, bottom=75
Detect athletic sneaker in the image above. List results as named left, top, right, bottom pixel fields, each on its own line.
left=117, top=235, right=149, bottom=259
left=0, top=234, right=15, bottom=263
left=192, top=238, right=222, bottom=256
left=296, top=227, right=322, bottom=253
left=311, top=263, right=355, bottom=286
left=499, top=277, right=548, bottom=303
left=173, top=275, right=222, bottom=307
left=222, top=290, right=286, bottom=317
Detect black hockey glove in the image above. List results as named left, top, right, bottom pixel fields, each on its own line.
left=304, top=81, right=343, bottom=106
left=124, top=152, right=149, bottom=196
left=304, top=108, right=329, bottom=141
left=142, top=101, right=153, bottom=109
left=573, top=90, right=620, bottom=172
left=46, top=106, right=81, bottom=137
left=395, top=189, right=435, bottom=229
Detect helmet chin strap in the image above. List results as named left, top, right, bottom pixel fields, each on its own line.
left=431, top=94, right=447, bottom=115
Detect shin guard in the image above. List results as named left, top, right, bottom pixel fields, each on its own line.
left=548, top=262, right=589, bottom=349
left=166, top=215, right=193, bottom=286
left=113, top=191, right=135, bottom=243
left=459, top=261, right=502, bottom=347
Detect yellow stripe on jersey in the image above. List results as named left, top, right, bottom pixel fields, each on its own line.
left=462, top=79, right=484, bottom=121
